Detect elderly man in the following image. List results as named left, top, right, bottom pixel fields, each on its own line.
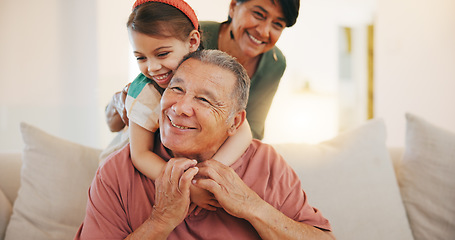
left=75, top=50, right=334, bottom=239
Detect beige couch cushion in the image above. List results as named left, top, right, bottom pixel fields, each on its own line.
left=0, top=153, right=22, bottom=204
left=398, top=113, right=455, bottom=240
left=5, top=123, right=101, bottom=240
left=273, top=118, right=413, bottom=240
left=0, top=189, right=12, bottom=240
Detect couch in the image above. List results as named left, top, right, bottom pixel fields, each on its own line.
left=0, top=113, right=454, bottom=240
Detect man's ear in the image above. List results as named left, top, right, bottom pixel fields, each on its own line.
left=188, top=30, right=201, bottom=52
left=227, top=110, right=246, bottom=136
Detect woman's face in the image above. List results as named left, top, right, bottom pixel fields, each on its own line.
left=229, top=0, right=287, bottom=58
left=129, top=29, right=200, bottom=89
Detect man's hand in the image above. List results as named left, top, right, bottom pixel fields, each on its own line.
left=151, top=158, right=199, bottom=231
left=125, top=158, right=199, bottom=240
left=193, top=159, right=335, bottom=240
left=193, top=159, right=262, bottom=219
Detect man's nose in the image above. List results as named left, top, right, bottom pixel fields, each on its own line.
left=171, top=95, right=194, bottom=117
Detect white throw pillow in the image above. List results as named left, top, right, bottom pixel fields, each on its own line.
left=273, top=119, right=413, bottom=240
left=5, top=123, right=101, bottom=240
left=398, top=113, right=455, bottom=240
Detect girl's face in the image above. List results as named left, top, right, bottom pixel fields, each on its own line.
left=129, top=29, right=200, bottom=89
left=229, top=0, right=286, bottom=58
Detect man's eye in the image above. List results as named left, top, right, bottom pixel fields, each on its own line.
left=171, top=86, right=183, bottom=92
left=197, top=97, right=210, bottom=104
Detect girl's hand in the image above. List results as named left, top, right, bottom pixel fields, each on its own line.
left=189, top=183, right=221, bottom=214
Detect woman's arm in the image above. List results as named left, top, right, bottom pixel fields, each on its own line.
left=212, top=120, right=252, bottom=166
left=129, top=121, right=166, bottom=180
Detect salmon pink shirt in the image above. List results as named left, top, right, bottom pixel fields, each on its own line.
left=75, top=139, right=331, bottom=239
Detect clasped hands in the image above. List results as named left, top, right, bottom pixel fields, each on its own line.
left=151, top=158, right=262, bottom=231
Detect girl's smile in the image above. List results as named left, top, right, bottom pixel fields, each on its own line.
left=150, top=71, right=173, bottom=87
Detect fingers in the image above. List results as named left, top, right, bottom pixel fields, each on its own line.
left=201, top=204, right=217, bottom=212
left=188, top=203, right=197, bottom=216
left=193, top=203, right=218, bottom=216
left=194, top=178, right=221, bottom=196
left=193, top=206, right=202, bottom=216
left=197, top=159, right=231, bottom=184
left=123, top=83, right=131, bottom=94
left=122, top=112, right=129, bottom=126
left=162, top=158, right=198, bottom=193
left=179, top=166, right=199, bottom=194
left=170, top=159, right=197, bottom=184
left=118, top=83, right=130, bottom=125
left=209, top=200, right=222, bottom=208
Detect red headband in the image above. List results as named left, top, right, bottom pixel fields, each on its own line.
left=132, top=0, right=199, bottom=30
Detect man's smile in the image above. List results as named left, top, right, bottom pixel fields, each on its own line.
left=168, top=116, right=196, bottom=130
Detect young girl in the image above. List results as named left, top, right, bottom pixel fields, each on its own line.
left=125, top=0, right=252, bottom=212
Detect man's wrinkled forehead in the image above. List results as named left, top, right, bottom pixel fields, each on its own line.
left=171, top=59, right=233, bottom=96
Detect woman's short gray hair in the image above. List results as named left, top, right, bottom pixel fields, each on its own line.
left=178, top=50, right=250, bottom=113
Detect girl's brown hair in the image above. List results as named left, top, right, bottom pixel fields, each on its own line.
left=127, top=2, right=196, bottom=42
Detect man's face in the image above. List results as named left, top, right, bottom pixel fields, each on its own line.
left=160, top=58, right=238, bottom=160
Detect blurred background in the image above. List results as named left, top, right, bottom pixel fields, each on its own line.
left=1, top=0, right=454, bottom=152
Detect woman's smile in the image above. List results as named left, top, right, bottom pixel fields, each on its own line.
left=246, top=31, right=265, bottom=45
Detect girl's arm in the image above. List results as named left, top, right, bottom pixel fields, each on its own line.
left=188, top=121, right=252, bottom=214
left=129, top=121, right=165, bottom=180
left=212, top=120, right=253, bottom=166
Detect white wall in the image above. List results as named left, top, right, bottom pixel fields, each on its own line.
left=375, top=0, right=455, bottom=147
left=0, top=0, right=132, bottom=151
left=0, top=0, right=97, bottom=151
left=96, top=0, right=134, bottom=147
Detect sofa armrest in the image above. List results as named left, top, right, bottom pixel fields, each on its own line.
left=0, top=152, right=22, bottom=204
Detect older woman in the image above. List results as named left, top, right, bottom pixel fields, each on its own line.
left=201, top=0, right=299, bottom=139
left=105, top=0, right=299, bottom=140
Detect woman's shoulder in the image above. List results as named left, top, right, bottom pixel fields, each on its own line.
left=200, top=21, right=221, bottom=32
left=256, top=46, right=286, bottom=78
left=200, top=21, right=221, bottom=50
left=265, top=46, right=286, bottom=66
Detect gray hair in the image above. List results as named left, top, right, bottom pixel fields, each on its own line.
left=178, top=50, right=250, bottom=113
